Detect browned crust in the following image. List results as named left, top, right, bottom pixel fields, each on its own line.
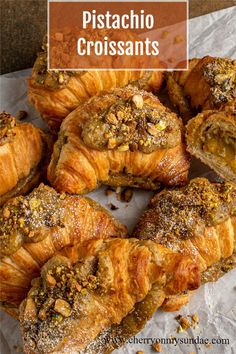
left=28, top=68, right=163, bottom=132
left=0, top=185, right=127, bottom=316
left=47, top=86, right=190, bottom=194
left=134, top=179, right=236, bottom=311
left=19, top=238, right=200, bottom=353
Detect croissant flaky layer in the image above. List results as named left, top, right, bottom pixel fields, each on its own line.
left=186, top=108, right=236, bottom=184
left=166, top=56, right=236, bottom=121
left=48, top=86, right=190, bottom=194
left=0, top=184, right=127, bottom=316
left=134, top=177, right=236, bottom=311
left=20, top=238, right=200, bottom=354
left=0, top=112, right=50, bottom=206
left=28, top=49, right=163, bottom=131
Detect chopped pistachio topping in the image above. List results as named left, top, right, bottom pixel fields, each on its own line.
left=0, top=186, right=65, bottom=258
left=21, top=257, right=99, bottom=351
left=82, top=95, right=181, bottom=153
left=203, top=58, right=236, bottom=105
left=0, top=112, right=17, bottom=145
left=135, top=178, right=236, bottom=244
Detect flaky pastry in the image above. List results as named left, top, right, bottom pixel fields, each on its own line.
left=0, top=184, right=127, bottom=318
left=20, top=238, right=200, bottom=353
left=0, top=112, right=50, bottom=206
left=186, top=108, right=236, bottom=184
left=48, top=86, right=190, bottom=194
left=28, top=40, right=163, bottom=131
left=166, top=56, right=236, bottom=122
left=134, top=177, right=236, bottom=311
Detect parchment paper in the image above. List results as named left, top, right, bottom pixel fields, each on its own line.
left=0, top=6, right=236, bottom=354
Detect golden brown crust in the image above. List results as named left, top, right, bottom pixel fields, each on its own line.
left=28, top=49, right=163, bottom=131
left=0, top=184, right=127, bottom=315
left=167, top=56, right=236, bottom=122
left=0, top=112, right=50, bottom=206
left=134, top=178, right=236, bottom=311
left=47, top=86, right=190, bottom=193
left=186, top=109, right=236, bottom=184
left=19, top=238, right=200, bottom=353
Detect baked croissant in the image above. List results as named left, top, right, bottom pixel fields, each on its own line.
left=28, top=42, right=163, bottom=131
left=19, top=238, right=200, bottom=353
left=134, top=177, right=236, bottom=311
left=0, top=112, right=50, bottom=206
left=166, top=56, right=236, bottom=122
left=186, top=108, right=236, bottom=184
left=48, top=86, right=190, bottom=194
left=0, top=184, right=127, bottom=318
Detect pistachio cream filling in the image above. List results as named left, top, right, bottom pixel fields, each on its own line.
left=0, top=112, right=17, bottom=145
left=203, top=58, right=236, bottom=105
left=81, top=94, right=181, bottom=153
left=203, top=131, right=236, bottom=172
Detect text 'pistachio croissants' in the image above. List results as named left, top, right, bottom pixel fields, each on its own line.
left=134, top=177, right=236, bottom=311
left=0, top=112, right=51, bottom=206
left=186, top=108, right=236, bottom=184
left=167, top=56, right=236, bottom=121
left=28, top=39, right=163, bottom=131
left=0, top=184, right=127, bottom=318
left=20, top=238, right=200, bottom=354
left=48, top=86, right=190, bottom=194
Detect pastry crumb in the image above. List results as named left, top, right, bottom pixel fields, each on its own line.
left=108, top=203, right=119, bottom=210
left=136, top=351, right=145, bottom=354
left=205, top=343, right=212, bottom=348
left=17, top=110, right=28, bottom=121
left=175, top=314, right=199, bottom=332
left=105, top=187, right=114, bottom=196
left=179, top=317, right=191, bottom=330
left=119, top=188, right=133, bottom=203
left=177, top=325, right=184, bottom=333
left=153, top=342, right=162, bottom=352
left=191, top=313, right=199, bottom=323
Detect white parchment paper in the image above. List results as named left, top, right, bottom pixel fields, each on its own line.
left=0, top=6, right=236, bottom=354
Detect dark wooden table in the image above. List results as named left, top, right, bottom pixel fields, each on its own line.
left=1, top=0, right=235, bottom=74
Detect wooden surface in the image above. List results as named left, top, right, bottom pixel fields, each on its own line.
left=190, top=0, right=235, bottom=17
left=0, top=0, right=236, bottom=74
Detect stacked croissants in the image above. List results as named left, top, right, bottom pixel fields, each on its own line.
left=0, top=52, right=235, bottom=354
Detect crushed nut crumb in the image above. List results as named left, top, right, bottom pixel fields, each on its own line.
left=153, top=342, right=162, bottom=352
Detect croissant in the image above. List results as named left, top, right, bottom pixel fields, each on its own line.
left=28, top=43, right=163, bottom=131
left=166, top=56, right=236, bottom=122
left=0, top=184, right=127, bottom=318
left=0, top=112, right=50, bottom=206
left=134, top=177, right=236, bottom=311
left=47, top=86, right=190, bottom=194
left=19, top=238, right=200, bottom=353
left=186, top=108, right=236, bottom=184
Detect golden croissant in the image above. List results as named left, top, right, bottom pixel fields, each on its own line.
left=28, top=41, right=163, bottom=131
left=20, top=238, right=200, bottom=353
left=166, top=56, right=236, bottom=122
left=47, top=86, right=190, bottom=194
left=0, top=184, right=127, bottom=318
left=134, top=177, right=236, bottom=311
left=186, top=108, right=236, bottom=184
left=0, top=112, right=51, bottom=206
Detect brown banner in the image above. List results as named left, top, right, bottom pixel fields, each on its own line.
left=49, top=1, right=187, bottom=70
